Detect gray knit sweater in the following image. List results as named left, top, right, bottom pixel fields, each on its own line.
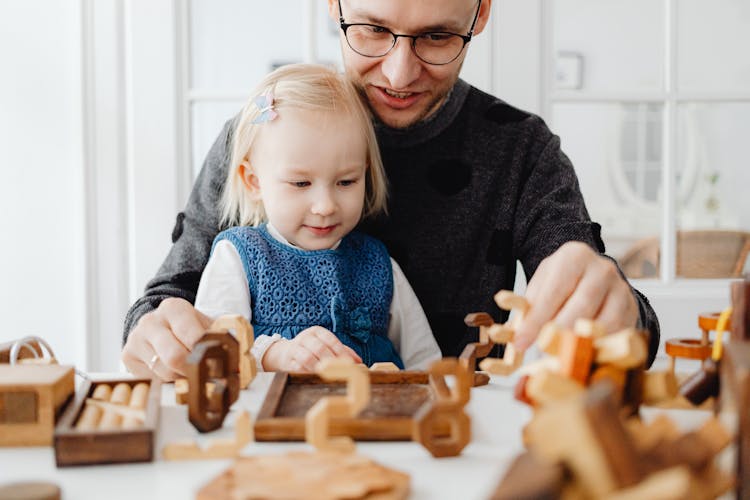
left=123, top=79, right=660, bottom=364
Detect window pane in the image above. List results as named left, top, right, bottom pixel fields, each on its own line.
left=552, top=103, right=663, bottom=279
left=552, top=0, right=664, bottom=92
left=191, top=101, right=244, bottom=179
left=676, top=103, right=750, bottom=278
left=190, top=0, right=306, bottom=90
left=678, top=0, right=750, bottom=92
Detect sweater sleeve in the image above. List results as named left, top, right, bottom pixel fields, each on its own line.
left=122, top=118, right=235, bottom=345
left=513, top=119, right=660, bottom=366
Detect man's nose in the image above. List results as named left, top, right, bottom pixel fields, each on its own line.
left=380, top=37, right=422, bottom=90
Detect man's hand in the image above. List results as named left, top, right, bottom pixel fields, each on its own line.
left=514, top=242, right=639, bottom=351
left=122, top=298, right=213, bottom=381
left=262, top=326, right=363, bottom=372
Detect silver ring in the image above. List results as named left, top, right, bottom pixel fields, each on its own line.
left=147, top=354, right=159, bottom=371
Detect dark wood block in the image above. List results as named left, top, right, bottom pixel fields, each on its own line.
left=489, top=452, right=565, bottom=500
left=255, top=371, right=448, bottom=441
left=54, top=378, right=159, bottom=466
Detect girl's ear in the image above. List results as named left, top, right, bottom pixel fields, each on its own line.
left=239, top=161, right=262, bottom=200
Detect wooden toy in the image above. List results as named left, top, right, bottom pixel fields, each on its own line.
left=162, top=411, right=252, bottom=460
left=186, top=333, right=240, bottom=433
left=369, top=362, right=400, bottom=372
left=665, top=311, right=730, bottom=374
left=462, top=291, right=529, bottom=377
left=0, top=364, right=74, bottom=447
left=413, top=358, right=472, bottom=457
left=520, top=381, right=733, bottom=499
left=254, top=370, right=451, bottom=442
left=209, top=315, right=256, bottom=389
left=54, top=378, right=159, bottom=466
left=306, top=358, right=370, bottom=453
left=0, top=337, right=47, bottom=364
left=489, top=451, right=565, bottom=499
left=731, top=274, right=750, bottom=341
left=0, top=481, right=61, bottom=500
left=196, top=451, right=410, bottom=500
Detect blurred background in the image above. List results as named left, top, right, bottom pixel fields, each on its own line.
left=1, top=0, right=748, bottom=371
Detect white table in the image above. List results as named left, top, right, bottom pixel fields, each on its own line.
left=0, top=372, right=715, bottom=500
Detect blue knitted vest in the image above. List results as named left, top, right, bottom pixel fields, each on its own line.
left=212, top=224, right=404, bottom=368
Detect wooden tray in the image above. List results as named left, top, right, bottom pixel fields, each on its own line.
left=54, top=378, right=160, bottom=466
left=254, top=371, right=446, bottom=441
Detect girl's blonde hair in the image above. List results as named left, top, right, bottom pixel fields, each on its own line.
left=220, top=64, right=387, bottom=228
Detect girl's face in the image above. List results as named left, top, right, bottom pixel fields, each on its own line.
left=243, top=108, right=369, bottom=251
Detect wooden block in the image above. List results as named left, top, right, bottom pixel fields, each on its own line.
left=594, top=329, right=648, bottom=369
left=514, top=375, right=535, bottom=406
left=719, top=339, right=750, bottom=499
left=370, top=362, right=399, bottom=372
left=458, top=341, right=494, bottom=373
left=590, top=365, right=627, bottom=403
left=306, top=359, right=370, bottom=453
left=486, top=323, right=515, bottom=344
left=479, top=343, right=524, bottom=376
left=174, top=378, right=188, bottom=405
left=187, top=336, right=239, bottom=433
left=54, top=378, right=159, bottom=466
left=574, top=319, right=606, bottom=339
left=558, top=331, right=595, bottom=385
left=254, top=371, right=447, bottom=442
left=99, top=382, right=131, bottom=430
left=526, top=382, right=643, bottom=497
left=731, top=276, right=750, bottom=341
left=208, top=315, right=256, bottom=389
left=518, top=356, right=560, bottom=377
left=0, top=482, right=61, bottom=500
left=196, top=451, right=410, bottom=500
left=679, top=360, right=719, bottom=406
left=464, top=312, right=495, bottom=344
left=489, top=451, right=565, bottom=500
left=74, top=383, right=112, bottom=431
left=162, top=411, right=252, bottom=461
left=0, top=365, right=74, bottom=447
left=525, top=370, right=584, bottom=406
left=642, top=370, right=678, bottom=405
left=494, top=290, right=530, bottom=313
left=413, top=358, right=471, bottom=458
left=537, top=323, right=562, bottom=356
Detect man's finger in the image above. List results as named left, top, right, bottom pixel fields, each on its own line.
left=161, top=298, right=212, bottom=350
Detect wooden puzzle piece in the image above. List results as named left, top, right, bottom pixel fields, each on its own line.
left=413, top=358, right=471, bottom=458
left=641, top=370, right=678, bottom=406
left=305, top=358, right=370, bottom=453
left=525, top=369, right=584, bottom=406
left=489, top=451, right=565, bottom=500
left=162, top=410, right=252, bottom=461
left=526, top=381, right=643, bottom=497
left=731, top=275, right=750, bottom=341
left=558, top=330, right=595, bottom=385
left=369, top=362, right=400, bottom=372
left=209, top=315, right=256, bottom=389
left=594, top=328, right=648, bottom=369
left=187, top=339, right=238, bottom=433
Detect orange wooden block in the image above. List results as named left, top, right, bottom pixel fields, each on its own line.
left=558, top=331, right=595, bottom=385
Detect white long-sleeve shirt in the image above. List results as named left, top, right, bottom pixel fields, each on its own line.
left=195, top=225, right=441, bottom=371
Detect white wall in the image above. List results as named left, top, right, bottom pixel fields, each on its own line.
left=0, top=1, right=87, bottom=368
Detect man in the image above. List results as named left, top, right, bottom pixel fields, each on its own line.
left=122, top=0, right=659, bottom=380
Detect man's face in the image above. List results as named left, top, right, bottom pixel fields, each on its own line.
left=330, top=0, right=490, bottom=129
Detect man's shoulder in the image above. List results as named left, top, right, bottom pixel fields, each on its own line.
left=463, top=84, right=544, bottom=131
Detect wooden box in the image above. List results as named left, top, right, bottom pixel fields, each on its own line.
left=0, top=364, right=75, bottom=447
left=54, top=378, right=160, bottom=466
left=255, top=371, right=444, bottom=441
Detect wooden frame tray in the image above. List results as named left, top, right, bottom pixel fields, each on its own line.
left=54, top=378, right=160, bottom=466
left=254, top=371, right=444, bottom=441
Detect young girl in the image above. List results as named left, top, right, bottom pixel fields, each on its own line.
left=194, top=64, right=441, bottom=372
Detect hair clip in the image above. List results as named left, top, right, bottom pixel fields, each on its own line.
left=251, top=91, right=278, bottom=124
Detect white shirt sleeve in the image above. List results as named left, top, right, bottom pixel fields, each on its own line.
left=194, top=239, right=280, bottom=371
left=387, top=258, right=442, bottom=370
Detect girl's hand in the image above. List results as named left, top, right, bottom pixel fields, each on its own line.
left=262, top=326, right=362, bottom=372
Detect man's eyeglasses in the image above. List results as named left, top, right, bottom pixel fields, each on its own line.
left=337, top=0, right=482, bottom=66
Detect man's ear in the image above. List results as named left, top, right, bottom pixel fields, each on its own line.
left=327, top=0, right=339, bottom=23
left=472, top=0, right=493, bottom=36
left=239, top=161, right=262, bottom=201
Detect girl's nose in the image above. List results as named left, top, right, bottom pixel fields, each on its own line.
left=311, top=191, right=336, bottom=216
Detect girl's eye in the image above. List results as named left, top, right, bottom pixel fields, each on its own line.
left=338, top=179, right=358, bottom=187
left=290, top=181, right=310, bottom=188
